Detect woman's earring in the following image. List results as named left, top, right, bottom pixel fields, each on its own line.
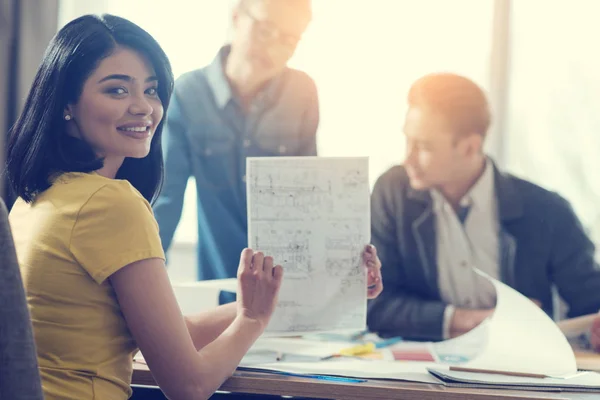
left=64, top=114, right=72, bottom=121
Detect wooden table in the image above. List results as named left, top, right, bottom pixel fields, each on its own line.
left=574, top=350, right=600, bottom=372
left=132, top=361, right=600, bottom=400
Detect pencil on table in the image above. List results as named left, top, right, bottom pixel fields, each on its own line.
left=449, top=366, right=547, bottom=379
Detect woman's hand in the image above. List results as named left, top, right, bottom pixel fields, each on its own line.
left=236, top=249, right=283, bottom=330
left=363, top=244, right=383, bottom=299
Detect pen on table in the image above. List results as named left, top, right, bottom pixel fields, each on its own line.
left=276, top=351, right=284, bottom=361
left=449, top=366, right=548, bottom=379
left=321, top=337, right=403, bottom=360
left=350, top=329, right=369, bottom=341
left=300, top=374, right=366, bottom=383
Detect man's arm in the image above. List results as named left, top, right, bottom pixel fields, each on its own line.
left=153, top=91, right=192, bottom=253
left=296, top=75, right=319, bottom=156
left=548, top=195, right=600, bottom=318
left=366, top=173, right=447, bottom=341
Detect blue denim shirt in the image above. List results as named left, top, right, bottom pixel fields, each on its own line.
left=153, top=46, right=319, bottom=280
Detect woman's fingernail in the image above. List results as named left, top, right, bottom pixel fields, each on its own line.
left=367, top=261, right=375, bottom=267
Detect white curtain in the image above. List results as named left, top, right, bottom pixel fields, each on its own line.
left=58, top=0, right=495, bottom=243
left=503, top=0, right=600, bottom=247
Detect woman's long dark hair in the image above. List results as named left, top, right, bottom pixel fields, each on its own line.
left=6, top=14, right=174, bottom=204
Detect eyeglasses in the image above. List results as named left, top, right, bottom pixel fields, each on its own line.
left=240, top=5, right=302, bottom=49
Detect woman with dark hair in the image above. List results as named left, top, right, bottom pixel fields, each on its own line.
left=6, top=14, right=288, bottom=400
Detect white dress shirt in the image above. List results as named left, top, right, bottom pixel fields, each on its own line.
left=431, top=160, right=500, bottom=338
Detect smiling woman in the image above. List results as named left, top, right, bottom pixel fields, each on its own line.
left=63, top=48, right=164, bottom=178
left=6, top=14, right=173, bottom=203
left=5, top=13, right=287, bottom=400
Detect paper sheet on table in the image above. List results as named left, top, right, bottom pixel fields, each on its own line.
left=170, top=278, right=237, bottom=315
left=240, top=337, right=350, bottom=366
left=246, top=157, right=370, bottom=335
left=430, top=317, right=489, bottom=364
left=239, top=359, right=442, bottom=384
left=240, top=335, right=443, bottom=384
left=240, top=272, right=579, bottom=384
left=248, top=337, right=349, bottom=357
left=462, top=271, right=577, bottom=377
left=427, top=368, right=600, bottom=392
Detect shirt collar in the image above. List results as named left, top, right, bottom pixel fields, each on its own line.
left=463, top=158, right=495, bottom=211
left=205, top=45, right=285, bottom=111
left=205, top=45, right=234, bottom=109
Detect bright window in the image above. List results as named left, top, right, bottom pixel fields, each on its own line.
left=504, top=0, right=600, bottom=246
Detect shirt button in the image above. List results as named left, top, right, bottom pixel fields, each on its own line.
left=204, top=148, right=213, bottom=156
left=243, top=139, right=251, bottom=148
left=465, top=298, right=473, bottom=306
left=242, top=175, right=246, bottom=182
left=278, top=145, right=287, bottom=154
left=461, top=261, right=468, bottom=268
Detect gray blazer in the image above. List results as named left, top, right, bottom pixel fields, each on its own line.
left=0, top=199, right=44, bottom=399
left=367, top=164, right=600, bottom=341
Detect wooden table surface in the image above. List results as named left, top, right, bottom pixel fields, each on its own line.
left=132, top=358, right=600, bottom=400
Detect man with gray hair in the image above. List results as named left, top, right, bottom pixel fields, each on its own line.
left=153, top=0, right=318, bottom=284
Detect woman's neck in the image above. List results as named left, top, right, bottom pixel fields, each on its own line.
left=95, top=156, right=124, bottom=179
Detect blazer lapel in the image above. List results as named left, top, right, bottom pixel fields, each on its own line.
left=407, top=187, right=439, bottom=296
left=493, top=163, right=523, bottom=287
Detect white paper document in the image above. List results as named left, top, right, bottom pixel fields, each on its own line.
left=463, top=271, right=578, bottom=377
left=246, top=157, right=370, bottom=334
left=430, top=318, right=489, bottom=364
left=427, top=271, right=600, bottom=391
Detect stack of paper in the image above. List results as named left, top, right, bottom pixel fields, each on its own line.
left=240, top=359, right=441, bottom=384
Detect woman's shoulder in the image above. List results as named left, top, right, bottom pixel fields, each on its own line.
left=50, top=172, right=151, bottom=215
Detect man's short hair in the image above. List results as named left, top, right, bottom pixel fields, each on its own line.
left=407, top=72, right=491, bottom=137
left=240, top=0, right=312, bottom=15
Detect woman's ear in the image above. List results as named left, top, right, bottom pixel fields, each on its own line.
left=64, top=104, right=74, bottom=121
